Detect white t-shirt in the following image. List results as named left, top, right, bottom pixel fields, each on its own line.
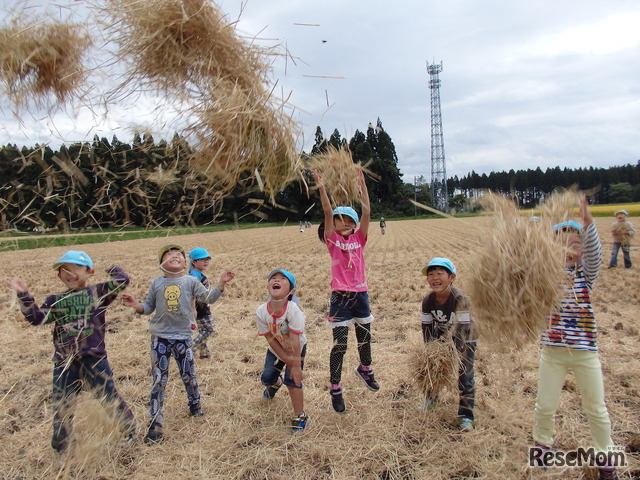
left=256, top=301, right=307, bottom=357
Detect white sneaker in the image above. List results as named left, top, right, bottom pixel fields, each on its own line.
left=459, top=417, right=474, bottom=432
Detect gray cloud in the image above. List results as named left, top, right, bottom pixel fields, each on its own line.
left=1, top=0, right=638, bottom=182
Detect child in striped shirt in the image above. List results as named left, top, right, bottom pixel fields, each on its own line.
left=533, top=196, right=620, bottom=480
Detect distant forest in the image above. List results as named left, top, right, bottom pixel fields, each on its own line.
left=1, top=119, right=638, bottom=231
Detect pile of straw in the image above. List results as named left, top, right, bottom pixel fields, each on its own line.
left=102, top=0, right=270, bottom=93
left=408, top=336, right=460, bottom=399
left=536, top=187, right=583, bottom=227
left=612, top=222, right=633, bottom=243
left=0, top=21, right=91, bottom=106
left=468, top=191, right=571, bottom=349
left=308, top=146, right=363, bottom=206
left=101, top=0, right=302, bottom=199
left=188, top=80, right=300, bottom=199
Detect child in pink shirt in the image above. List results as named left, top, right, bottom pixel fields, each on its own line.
left=315, top=170, right=379, bottom=413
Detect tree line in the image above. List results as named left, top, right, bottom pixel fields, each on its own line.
left=0, top=119, right=638, bottom=231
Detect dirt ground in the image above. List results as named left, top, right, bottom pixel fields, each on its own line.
left=0, top=216, right=638, bottom=480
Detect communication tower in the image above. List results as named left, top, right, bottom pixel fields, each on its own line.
left=427, top=61, right=448, bottom=211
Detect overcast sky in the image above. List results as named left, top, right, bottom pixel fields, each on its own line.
left=1, top=0, right=639, bottom=181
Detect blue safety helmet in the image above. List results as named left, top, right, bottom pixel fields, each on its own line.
left=421, top=257, right=457, bottom=276
left=552, top=220, right=582, bottom=233
left=189, top=247, right=212, bottom=261
left=267, top=269, right=296, bottom=291
left=52, top=250, right=93, bottom=270
left=332, top=206, right=359, bottom=225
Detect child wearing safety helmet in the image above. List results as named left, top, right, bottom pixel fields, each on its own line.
left=122, top=244, right=234, bottom=445
left=257, top=269, right=308, bottom=433
left=420, top=257, right=477, bottom=432
left=189, top=247, right=217, bottom=359
left=533, top=197, right=620, bottom=480
left=6, top=251, right=136, bottom=463
left=314, top=169, right=379, bottom=413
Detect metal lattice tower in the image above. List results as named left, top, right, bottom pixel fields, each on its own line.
left=427, top=61, right=448, bottom=211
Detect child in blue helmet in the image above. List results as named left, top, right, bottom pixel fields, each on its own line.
left=257, top=269, right=308, bottom=432
left=420, top=257, right=477, bottom=432
left=189, top=247, right=217, bottom=359
left=6, top=251, right=136, bottom=463
left=533, top=197, right=620, bottom=480
left=314, top=169, right=378, bottom=413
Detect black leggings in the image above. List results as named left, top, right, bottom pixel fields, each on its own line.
left=329, top=323, right=372, bottom=385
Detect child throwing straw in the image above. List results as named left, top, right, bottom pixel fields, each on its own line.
left=257, top=269, right=309, bottom=433
left=533, top=197, right=621, bottom=480
left=6, top=251, right=136, bottom=464
left=315, top=169, right=379, bottom=413
left=607, top=209, right=634, bottom=269
left=122, top=244, right=234, bottom=444
left=419, top=258, right=477, bottom=431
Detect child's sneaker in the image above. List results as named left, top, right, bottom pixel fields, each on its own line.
left=330, top=386, right=346, bottom=413
left=417, top=399, right=438, bottom=411
left=144, top=424, right=163, bottom=445
left=190, top=404, right=204, bottom=417
left=199, top=346, right=210, bottom=359
left=458, top=417, right=474, bottom=432
left=291, top=413, right=309, bottom=433
left=54, top=449, right=67, bottom=467
left=354, top=366, right=380, bottom=391
left=262, top=377, right=283, bottom=399
left=598, top=467, right=619, bottom=480
left=121, top=429, right=136, bottom=445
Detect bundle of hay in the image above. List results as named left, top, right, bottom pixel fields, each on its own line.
left=0, top=20, right=91, bottom=106
left=536, top=187, right=583, bottom=226
left=102, top=0, right=271, bottom=93
left=468, top=191, right=571, bottom=349
left=187, top=80, right=300, bottom=199
left=101, top=0, right=302, bottom=200
left=408, top=336, right=460, bottom=399
left=612, top=222, right=633, bottom=244
left=308, top=145, right=363, bottom=206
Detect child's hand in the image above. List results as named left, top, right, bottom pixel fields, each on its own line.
left=121, top=293, right=138, bottom=307
left=219, top=270, right=235, bottom=285
left=6, top=278, right=27, bottom=294
left=579, top=195, right=593, bottom=226
left=289, top=364, right=303, bottom=387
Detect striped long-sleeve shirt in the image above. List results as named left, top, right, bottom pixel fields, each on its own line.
left=540, top=222, right=602, bottom=351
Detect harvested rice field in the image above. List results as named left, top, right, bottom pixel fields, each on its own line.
left=0, top=216, right=638, bottom=479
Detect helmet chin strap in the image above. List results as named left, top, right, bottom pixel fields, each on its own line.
left=159, top=265, right=185, bottom=275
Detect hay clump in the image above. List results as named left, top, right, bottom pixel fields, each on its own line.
left=0, top=20, right=92, bottom=107
left=187, top=80, right=301, bottom=199
left=100, top=0, right=302, bottom=199
left=408, top=336, right=460, bottom=399
left=612, top=222, right=633, bottom=244
left=102, top=0, right=272, bottom=95
left=468, top=191, right=570, bottom=349
left=308, top=145, right=363, bottom=206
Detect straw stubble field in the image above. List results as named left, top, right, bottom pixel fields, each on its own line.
left=0, top=217, right=638, bottom=480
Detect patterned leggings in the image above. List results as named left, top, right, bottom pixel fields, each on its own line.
left=193, top=315, right=217, bottom=354
left=329, top=323, right=372, bottom=385
left=149, top=337, right=200, bottom=427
